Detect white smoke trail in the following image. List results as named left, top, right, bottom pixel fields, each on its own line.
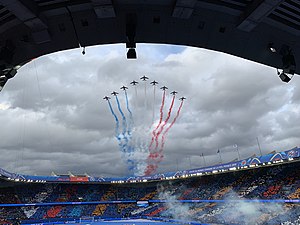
left=128, top=126, right=150, bottom=175
left=152, top=85, right=156, bottom=125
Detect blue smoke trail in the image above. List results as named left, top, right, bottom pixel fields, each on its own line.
left=124, top=91, right=133, bottom=136
left=108, top=99, right=134, bottom=173
left=125, top=91, right=133, bottom=118
left=115, top=96, right=128, bottom=142
left=107, top=100, right=121, bottom=142
left=115, top=96, right=135, bottom=173
left=124, top=90, right=135, bottom=164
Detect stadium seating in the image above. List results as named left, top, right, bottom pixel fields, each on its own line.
left=0, top=161, right=299, bottom=224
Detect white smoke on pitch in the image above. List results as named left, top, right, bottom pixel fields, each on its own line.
left=157, top=183, right=192, bottom=221
left=281, top=215, right=300, bottom=225
left=197, top=191, right=287, bottom=225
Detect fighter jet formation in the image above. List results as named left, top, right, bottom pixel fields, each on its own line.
left=103, top=76, right=185, bottom=176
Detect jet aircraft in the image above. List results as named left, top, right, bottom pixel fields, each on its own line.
left=130, top=80, right=138, bottom=85
left=160, top=86, right=168, bottom=91
left=179, top=97, right=186, bottom=101
left=120, top=86, right=128, bottom=91
left=150, top=80, right=158, bottom=86
left=140, top=75, right=149, bottom=81
left=170, top=91, right=178, bottom=95
left=111, top=91, right=119, bottom=96
left=103, top=96, right=111, bottom=100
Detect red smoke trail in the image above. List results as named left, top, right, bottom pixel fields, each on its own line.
left=154, top=95, right=175, bottom=150
left=160, top=100, right=184, bottom=151
left=144, top=163, right=158, bottom=176
left=144, top=95, right=176, bottom=176
left=144, top=152, right=164, bottom=175
left=149, top=90, right=166, bottom=149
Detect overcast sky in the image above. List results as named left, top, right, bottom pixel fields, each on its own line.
left=0, top=44, right=300, bottom=177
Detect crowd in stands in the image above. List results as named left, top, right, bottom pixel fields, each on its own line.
left=0, top=161, right=299, bottom=224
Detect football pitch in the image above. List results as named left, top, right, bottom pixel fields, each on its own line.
left=75, top=219, right=183, bottom=225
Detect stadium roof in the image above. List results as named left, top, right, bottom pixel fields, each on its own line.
left=0, top=0, right=299, bottom=85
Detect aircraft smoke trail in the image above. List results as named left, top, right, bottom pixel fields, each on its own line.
left=144, top=81, right=147, bottom=112
left=107, top=99, right=128, bottom=158
left=125, top=91, right=133, bottom=117
left=107, top=100, right=121, bottom=141
left=152, top=85, right=156, bottom=125
left=124, top=89, right=135, bottom=171
left=154, top=95, right=176, bottom=150
left=149, top=90, right=166, bottom=149
left=144, top=163, right=158, bottom=176
left=144, top=153, right=162, bottom=176
left=145, top=95, right=176, bottom=176
left=134, top=86, right=138, bottom=108
left=124, top=90, right=133, bottom=136
left=160, top=100, right=184, bottom=152
left=115, top=96, right=128, bottom=142
left=110, top=97, right=134, bottom=173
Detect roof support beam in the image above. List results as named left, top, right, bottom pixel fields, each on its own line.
left=91, top=0, right=116, bottom=18
left=0, top=0, right=50, bottom=43
left=172, top=0, right=197, bottom=19
left=237, top=0, right=285, bottom=32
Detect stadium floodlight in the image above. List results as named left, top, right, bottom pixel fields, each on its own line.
left=126, top=13, right=137, bottom=60
left=5, top=68, right=17, bottom=79
left=0, top=75, right=7, bottom=89
left=127, top=48, right=137, bottom=59
left=277, top=69, right=291, bottom=83
left=268, top=43, right=277, bottom=53
left=279, top=72, right=291, bottom=83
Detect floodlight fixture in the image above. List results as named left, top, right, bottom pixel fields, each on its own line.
left=268, top=43, right=276, bottom=53
left=5, top=68, right=17, bottom=79
left=278, top=71, right=291, bottom=83
left=125, top=13, right=137, bottom=60
left=127, top=48, right=137, bottom=59
left=0, top=75, right=7, bottom=91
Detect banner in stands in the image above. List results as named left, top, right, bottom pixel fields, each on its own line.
left=70, top=177, right=89, bottom=182
left=1, top=147, right=299, bottom=183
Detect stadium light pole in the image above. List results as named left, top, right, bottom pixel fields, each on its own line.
left=234, top=144, right=241, bottom=160
left=189, top=156, right=192, bottom=168
left=217, top=149, right=222, bottom=163
left=201, top=153, right=206, bottom=167
left=256, top=137, right=263, bottom=156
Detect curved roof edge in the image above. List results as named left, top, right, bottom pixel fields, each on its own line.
left=1, top=1, right=300, bottom=91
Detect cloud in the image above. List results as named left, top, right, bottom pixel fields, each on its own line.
left=0, top=44, right=300, bottom=176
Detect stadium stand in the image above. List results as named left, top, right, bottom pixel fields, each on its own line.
left=0, top=160, right=299, bottom=224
